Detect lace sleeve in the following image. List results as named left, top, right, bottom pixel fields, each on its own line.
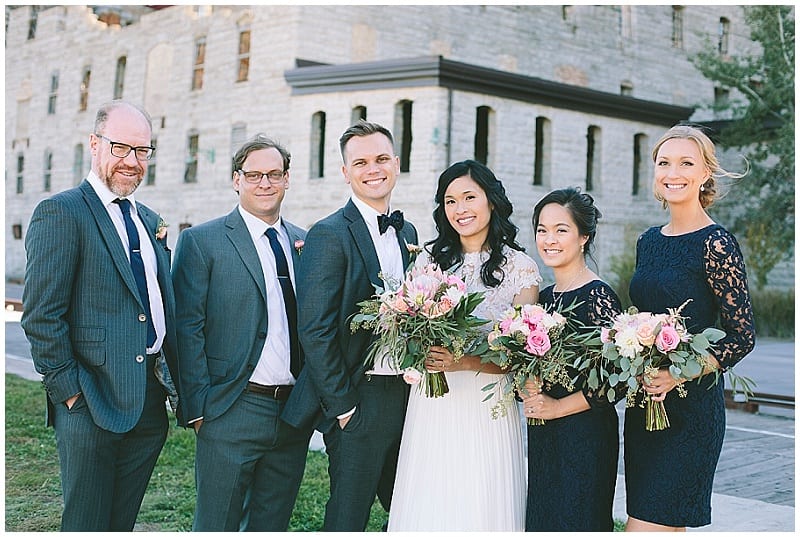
left=586, top=282, right=623, bottom=326
left=704, top=228, right=756, bottom=370
left=582, top=282, right=625, bottom=407
left=506, top=250, right=542, bottom=292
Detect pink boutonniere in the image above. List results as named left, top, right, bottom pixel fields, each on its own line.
left=294, top=239, right=305, bottom=255
left=155, top=219, right=169, bottom=241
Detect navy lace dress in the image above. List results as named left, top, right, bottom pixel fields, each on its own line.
left=526, top=280, right=623, bottom=531
left=626, top=224, right=755, bottom=527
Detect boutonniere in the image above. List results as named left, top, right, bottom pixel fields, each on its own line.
left=155, top=218, right=169, bottom=241
left=294, top=239, right=305, bottom=255
left=406, top=243, right=422, bottom=263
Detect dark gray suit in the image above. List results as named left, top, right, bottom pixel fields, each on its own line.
left=173, top=207, right=312, bottom=531
left=21, top=179, right=180, bottom=530
left=282, top=199, right=418, bottom=530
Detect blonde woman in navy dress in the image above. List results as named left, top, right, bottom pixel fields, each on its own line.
left=625, top=125, right=755, bottom=530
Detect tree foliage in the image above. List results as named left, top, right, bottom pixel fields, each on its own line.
left=691, top=6, right=794, bottom=288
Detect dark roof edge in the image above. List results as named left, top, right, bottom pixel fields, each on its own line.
left=284, top=56, right=694, bottom=126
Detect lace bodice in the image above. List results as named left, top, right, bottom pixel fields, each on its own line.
left=629, top=224, right=755, bottom=370
left=417, top=247, right=542, bottom=325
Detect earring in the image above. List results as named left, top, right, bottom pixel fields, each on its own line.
left=700, top=185, right=705, bottom=192
left=580, top=244, right=585, bottom=254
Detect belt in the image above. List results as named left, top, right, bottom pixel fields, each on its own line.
left=245, top=382, right=293, bottom=400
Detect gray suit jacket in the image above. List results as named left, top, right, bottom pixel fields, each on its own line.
left=21, top=180, right=180, bottom=433
left=282, top=199, right=418, bottom=433
left=172, top=208, right=306, bottom=424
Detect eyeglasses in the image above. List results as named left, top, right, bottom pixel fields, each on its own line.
left=238, top=169, right=287, bottom=185
left=94, top=133, right=155, bottom=161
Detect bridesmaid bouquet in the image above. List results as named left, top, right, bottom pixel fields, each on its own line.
left=350, top=263, right=488, bottom=397
left=596, top=300, right=730, bottom=431
left=482, top=301, right=596, bottom=425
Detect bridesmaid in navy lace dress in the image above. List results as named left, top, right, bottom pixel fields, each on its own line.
left=521, top=188, right=623, bottom=531
left=625, top=125, right=755, bottom=531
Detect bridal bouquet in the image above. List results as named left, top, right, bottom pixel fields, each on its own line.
left=350, top=263, right=488, bottom=397
left=597, top=301, right=737, bottom=431
left=482, top=301, right=597, bottom=424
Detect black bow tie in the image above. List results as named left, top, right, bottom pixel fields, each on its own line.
left=377, top=210, right=404, bottom=234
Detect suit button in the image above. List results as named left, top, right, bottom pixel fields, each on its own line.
left=136, top=355, right=145, bottom=363
left=138, top=314, right=147, bottom=322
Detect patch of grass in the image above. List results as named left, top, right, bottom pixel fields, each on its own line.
left=4, top=374, right=387, bottom=531
left=749, top=287, right=794, bottom=338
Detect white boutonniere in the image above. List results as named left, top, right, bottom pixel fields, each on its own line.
left=155, top=219, right=169, bottom=241
left=294, top=239, right=305, bottom=255
left=406, top=243, right=422, bottom=263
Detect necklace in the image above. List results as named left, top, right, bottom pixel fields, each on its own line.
left=554, top=265, right=587, bottom=294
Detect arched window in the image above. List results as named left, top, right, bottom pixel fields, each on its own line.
left=114, top=56, right=126, bottom=99
left=632, top=133, right=648, bottom=196
left=533, top=116, right=551, bottom=187
left=394, top=100, right=413, bottom=173
left=719, top=17, right=730, bottom=55
left=351, top=105, right=367, bottom=124
left=79, top=67, right=91, bottom=111
left=48, top=72, right=59, bottom=115
left=474, top=105, right=492, bottom=165
left=585, top=126, right=601, bottom=192
left=184, top=131, right=199, bottom=183
left=310, top=112, right=326, bottom=178
left=192, top=38, right=206, bottom=90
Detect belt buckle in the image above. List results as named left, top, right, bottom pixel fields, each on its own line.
left=273, top=386, right=281, bottom=399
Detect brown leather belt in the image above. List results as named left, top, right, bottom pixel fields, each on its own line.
left=245, top=382, right=293, bottom=400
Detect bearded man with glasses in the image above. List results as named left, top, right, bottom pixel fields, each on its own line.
left=21, top=99, right=181, bottom=531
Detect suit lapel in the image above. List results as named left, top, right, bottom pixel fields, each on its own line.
left=344, top=200, right=383, bottom=290
left=225, top=209, right=268, bottom=304
left=79, top=181, right=142, bottom=306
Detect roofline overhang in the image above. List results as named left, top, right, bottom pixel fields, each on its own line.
left=285, top=55, right=694, bottom=126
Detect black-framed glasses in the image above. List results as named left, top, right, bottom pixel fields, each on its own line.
left=238, top=169, right=287, bottom=185
left=94, top=133, right=155, bottom=161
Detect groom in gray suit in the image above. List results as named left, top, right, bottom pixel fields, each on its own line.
left=21, top=100, right=180, bottom=531
left=282, top=121, right=418, bottom=530
left=173, top=134, right=312, bottom=531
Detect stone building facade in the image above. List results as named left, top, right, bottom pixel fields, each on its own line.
left=8, top=5, right=784, bottom=287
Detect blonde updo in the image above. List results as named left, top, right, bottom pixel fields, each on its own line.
left=651, top=125, right=746, bottom=209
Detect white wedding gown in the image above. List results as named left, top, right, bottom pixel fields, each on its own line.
left=388, top=248, right=541, bottom=531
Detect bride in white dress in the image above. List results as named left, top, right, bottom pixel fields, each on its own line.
left=388, top=160, right=541, bottom=531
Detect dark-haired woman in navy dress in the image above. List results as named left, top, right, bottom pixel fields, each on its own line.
left=521, top=187, right=623, bottom=531
left=625, top=125, right=755, bottom=531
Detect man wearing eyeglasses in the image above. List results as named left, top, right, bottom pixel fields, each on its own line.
left=21, top=100, right=181, bottom=531
left=172, top=134, right=312, bottom=531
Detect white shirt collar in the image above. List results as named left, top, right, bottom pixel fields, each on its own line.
left=86, top=171, right=139, bottom=212
left=238, top=205, right=284, bottom=242
left=350, top=195, right=395, bottom=234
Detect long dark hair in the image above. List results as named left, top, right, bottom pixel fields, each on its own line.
left=426, top=160, right=524, bottom=288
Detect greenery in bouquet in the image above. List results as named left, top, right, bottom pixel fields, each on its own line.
left=350, top=263, right=489, bottom=397
left=594, top=300, right=755, bottom=431
left=482, top=300, right=600, bottom=425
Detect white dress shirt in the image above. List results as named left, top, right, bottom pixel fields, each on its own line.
left=237, top=206, right=297, bottom=386
left=350, top=196, right=405, bottom=376
left=87, top=171, right=166, bottom=355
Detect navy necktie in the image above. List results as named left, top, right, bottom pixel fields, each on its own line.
left=378, top=210, right=404, bottom=234
left=265, top=227, right=302, bottom=379
left=114, top=198, right=156, bottom=348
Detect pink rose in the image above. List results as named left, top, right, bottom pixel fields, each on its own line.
left=636, top=321, right=657, bottom=347
left=294, top=239, right=305, bottom=254
left=525, top=330, right=551, bottom=356
left=655, top=325, right=680, bottom=353
left=402, top=368, right=423, bottom=385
